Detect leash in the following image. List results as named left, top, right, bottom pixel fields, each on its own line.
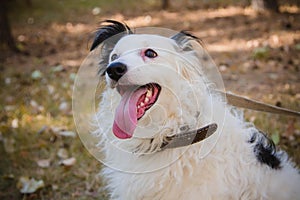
left=224, top=92, right=300, bottom=118
left=142, top=92, right=299, bottom=153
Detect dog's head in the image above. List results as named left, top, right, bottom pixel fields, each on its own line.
left=92, top=20, right=214, bottom=140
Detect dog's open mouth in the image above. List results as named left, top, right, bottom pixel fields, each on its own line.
left=113, top=83, right=161, bottom=139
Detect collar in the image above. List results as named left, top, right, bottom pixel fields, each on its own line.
left=159, top=123, right=218, bottom=150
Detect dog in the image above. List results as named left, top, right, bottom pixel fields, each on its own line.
left=90, top=20, right=300, bottom=200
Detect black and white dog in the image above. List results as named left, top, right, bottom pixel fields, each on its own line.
left=91, top=20, right=300, bottom=200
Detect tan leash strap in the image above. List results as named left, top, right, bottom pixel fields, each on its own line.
left=224, top=92, right=300, bottom=118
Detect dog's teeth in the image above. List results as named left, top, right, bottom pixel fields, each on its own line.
left=146, top=90, right=152, bottom=97
left=137, top=105, right=141, bottom=109
left=145, top=97, right=150, bottom=103
left=140, top=102, right=145, bottom=107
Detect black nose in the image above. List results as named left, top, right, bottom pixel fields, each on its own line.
left=106, top=62, right=127, bottom=81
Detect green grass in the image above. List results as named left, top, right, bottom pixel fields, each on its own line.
left=244, top=95, right=300, bottom=164
left=7, top=0, right=159, bottom=25
left=0, top=66, right=107, bottom=199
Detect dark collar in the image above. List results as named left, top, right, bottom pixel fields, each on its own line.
left=160, top=123, right=218, bottom=150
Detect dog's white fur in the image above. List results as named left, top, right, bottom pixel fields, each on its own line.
left=93, top=29, right=300, bottom=200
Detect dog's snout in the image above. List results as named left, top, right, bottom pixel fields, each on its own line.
left=106, top=62, right=127, bottom=81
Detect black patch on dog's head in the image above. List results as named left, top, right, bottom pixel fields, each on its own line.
left=90, top=20, right=132, bottom=51
left=90, top=20, right=132, bottom=75
left=249, top=130, right=282, bottom=170
left=171, top=31, right=203, bottom=51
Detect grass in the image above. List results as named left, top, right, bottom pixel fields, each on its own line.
left=7, top=0, right=160, bottom=25
left=0, top=66, right=107, bottom=199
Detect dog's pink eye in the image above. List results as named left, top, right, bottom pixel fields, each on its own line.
left=144, top=49, right=157, bottom=58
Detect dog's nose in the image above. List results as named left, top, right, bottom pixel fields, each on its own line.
left=106, top=62, right=127, bottom=81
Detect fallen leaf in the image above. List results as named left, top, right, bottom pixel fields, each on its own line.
left=51, top=65, right=64, bottom=72
left=268, top=73, right=278, bottom=80
left=59, top=101, right=69, bottom=112
left=30, top=100, right=44, bottom=112
left=47, top=85, right=55, bottom=95
left=69, top=73, right=76, bottom=81
left=30, top=100, right=39, bottom=108
left=3, top=138, right=15, bottom=153
left=17, top=176, right=45, bottom=194
left=60, top=157, right=76, bottom=167
left=11, top=118, right=19, bottom=128
left=52, top=184, right=59, bottom=191
left=92, top=7, right=101, bottom=15
left=252, top=47, right=269, bottom=60
left=271, top=131, right=280, bottom=145
left=37, top=159, right=51, bottom=168
left=31, top=70, right=43, bottom=80
left=50, top=126, right=66, bottom=133
left=58, top=131, right=76, bottom=138
left=57, top=148, right=69, bottom=159
left=5, top=77, right=11, bottom=85
left=50, top=126, right=75, bottom=137
left=219, top=65, right=227, bottom=72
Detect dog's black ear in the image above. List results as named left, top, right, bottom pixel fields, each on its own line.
left=171, top=31, right=202, bottom=51
left=90, top=20, right=132, bottom=51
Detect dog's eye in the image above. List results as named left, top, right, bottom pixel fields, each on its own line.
left=144, top=49, right=157, bottom=58
left=111, top=54, right=118, bottom=61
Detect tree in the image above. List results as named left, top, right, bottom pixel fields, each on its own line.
left=0, top=0, right=18, bottom=52
left=252, top=0, right=279, bottom=12
left=162, top=0, right=169, bottom=10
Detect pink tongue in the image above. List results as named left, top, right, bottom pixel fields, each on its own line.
left=113, top=87, right=147, bottom=139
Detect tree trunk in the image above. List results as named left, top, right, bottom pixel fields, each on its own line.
left=252, top=0, right=279, bottom=12
left=162, top=0, right=169, bottom=10
left=0, top=1, right=18, bottom=52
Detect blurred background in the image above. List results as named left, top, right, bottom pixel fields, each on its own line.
left=0, top=0, right=299, bottom=199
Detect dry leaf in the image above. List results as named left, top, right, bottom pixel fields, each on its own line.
left=57, top=148, right=69, bottom=159
left=47, top=85, right=55, bottom=95
left=37, top=159, right=51, bottom=168
left=11, top=118, right=19, bottom=128
left=51, top=65, right=64, bottom=72
left=50, top=126, right=76, bottom=137
left=59, top=101, right=69, bottom=112
left=92, top=7, right=101, bottom=15
left=3, top=138, right=15, bottom=153
left=50, top=126, right=65, bottom=133
left=60, top=157, right=76, bottom=167
left=31, top=70, right=43, bottom=80
left=52, top=184, right=59, bottom=191
left=58, top=131, right=76, bottom=138
left=17, top=176, right=45, bottom=194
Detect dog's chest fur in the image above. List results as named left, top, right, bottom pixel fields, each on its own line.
left=96, top=89, right=300, bottom=200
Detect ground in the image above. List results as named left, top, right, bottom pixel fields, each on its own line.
left=0, top=1, right=299, bottom=199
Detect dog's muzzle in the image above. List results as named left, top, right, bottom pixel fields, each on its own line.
left=106, top=62, right=127, bottom=81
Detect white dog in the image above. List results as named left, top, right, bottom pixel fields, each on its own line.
left=91, top=20, right=300, bottom=200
